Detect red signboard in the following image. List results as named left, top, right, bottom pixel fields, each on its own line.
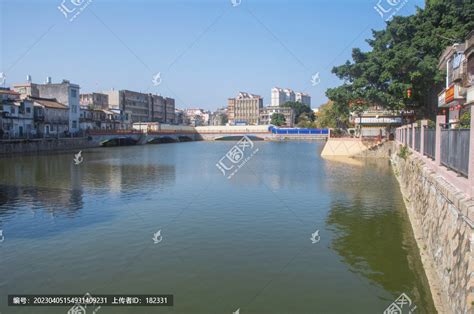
left=445, top=85, right=455, bottom=103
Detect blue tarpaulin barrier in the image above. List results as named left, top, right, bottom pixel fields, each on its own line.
left=268, top=126, right=329, bottom=135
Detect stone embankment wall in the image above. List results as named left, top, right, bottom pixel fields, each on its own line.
left=0, top=138, right=99, bottom=156
left=352, top=140, right=396, bottom=158
left=392, top=148, right=474, bottom=314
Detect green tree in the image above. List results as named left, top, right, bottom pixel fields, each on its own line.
left=296, top=113, right=312, bottom=128
left=270, top=113, right=286, bottom=126
left=326, top=0, right=474, bottom=119
left=314, top=101, right=342, bottom=128
left=281, top=101, right=314, bottom=124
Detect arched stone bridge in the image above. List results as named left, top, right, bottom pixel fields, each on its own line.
left=87, top=126, right=328, bottom=146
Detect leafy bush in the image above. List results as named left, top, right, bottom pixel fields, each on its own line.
left=397, top=144, right=411, bottom=160
left=459, top=112, right=471, bottom=129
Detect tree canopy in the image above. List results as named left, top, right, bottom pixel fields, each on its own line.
left=326, top=0, right=474, bottom=121
left=270, top=113, right=286, bottom=126
left=281, top=101, right=314, bottom=124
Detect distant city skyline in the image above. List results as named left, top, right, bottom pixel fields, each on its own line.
left=1, top=0, right=424, bottom=111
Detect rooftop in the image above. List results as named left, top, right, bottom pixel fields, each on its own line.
left=29, top=96, right=68, bottom=109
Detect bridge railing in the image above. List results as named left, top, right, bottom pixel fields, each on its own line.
left=87, top=129, right=144, bottom=135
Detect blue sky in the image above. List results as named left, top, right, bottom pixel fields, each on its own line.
left=1, top=0, right=424, bottom=110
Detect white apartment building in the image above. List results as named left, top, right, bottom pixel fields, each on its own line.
left=296, top=92, right=311, bottom=106
left=271, top=87, right=295, bottom=106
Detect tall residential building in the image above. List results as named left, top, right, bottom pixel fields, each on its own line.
left=295, top=92, right=311, bottom=106
left=271, top=87, right=295, bottom=106
left=271, top=87, right=311, bottom=107
left=14, top=78, right=81, bottom=133
left=228, top=92, right=263, bottom=125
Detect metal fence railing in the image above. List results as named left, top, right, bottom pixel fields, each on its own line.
left=414, top=127, right=421, bottom=152
left=440, top=129, right=470, bottom=177
left=423, top=128, right=436, bottom=159
left=408, top=128, right=413, bottom=147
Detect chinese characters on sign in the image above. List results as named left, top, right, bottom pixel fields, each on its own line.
left=216, top=135, right=259, bottom=179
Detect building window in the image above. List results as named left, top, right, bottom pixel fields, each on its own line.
left=72, top=121, right=77, bottom=128
left=71, top=89, right=78, bottom=98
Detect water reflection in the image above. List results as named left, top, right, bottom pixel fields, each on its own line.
left=324, top=158, right=435, bottom=313
left=0, top=147, right=177, bottom=238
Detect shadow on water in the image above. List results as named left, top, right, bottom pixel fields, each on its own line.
left=323, top=158, right=436, bottom=313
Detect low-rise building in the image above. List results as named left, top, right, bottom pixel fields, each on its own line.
left=259, top=106, right=294, bottom=127
left=210, top=107, right=228, bottom=126
left=183, top=108, right=210, bottom=126
left=80, top=105, right=127, bottom=130
left=30, top=96, right=70, bottom=137
left=80, top=92, right=109, bottom=109
left=349, top=105, right=408, bottom=137
left=0, top=89, right=35, bottom=138
left=103, top=90, right=175, bottom=124
left=438, top=31, right=474, bottom=127
left=14, top=78, right=81, bottom=133
left=103, top=89, right=150, bottom=123
left=174, top=109, right=185, bottom=125
left=464, top=31, right=474, bottom=107
left=228, top=92, right=263, bottom=125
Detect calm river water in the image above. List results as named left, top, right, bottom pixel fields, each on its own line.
left=0, top=141, right=435, bottom=313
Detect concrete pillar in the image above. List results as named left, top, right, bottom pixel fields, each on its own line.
left=420, top=120, right=428, bottom=156
left=469, top=104, right=474, bottom=197
left=435, top=114, right=446, bottom=166
left=411, top=123, right=416, bottom=149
